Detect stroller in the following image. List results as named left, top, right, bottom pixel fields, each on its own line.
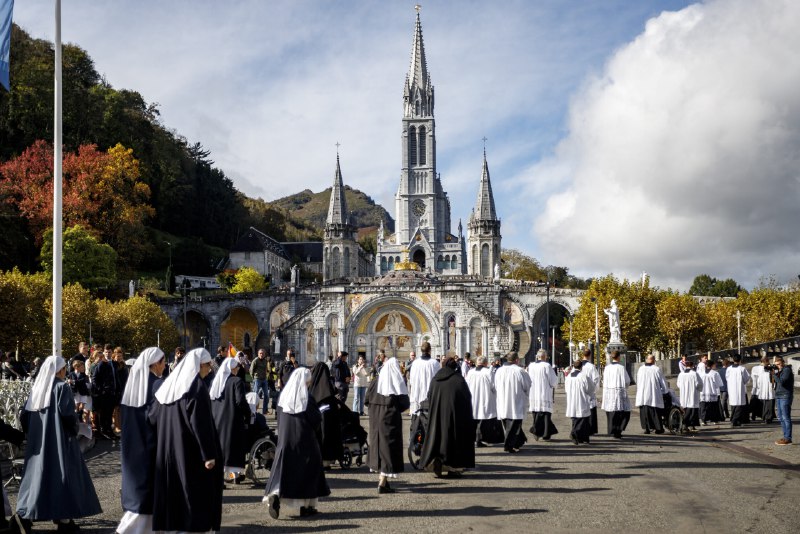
left=243, top=392, right=278, bottom=485
left=408, top=405, right=429, bottom=470
left=337, top=401, right=368, bottom=468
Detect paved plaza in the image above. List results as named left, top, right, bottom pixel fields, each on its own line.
left=5, top=385, right=799, bottom=533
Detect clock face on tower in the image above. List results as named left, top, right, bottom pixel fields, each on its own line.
left=412, top=199, right=426, bottom=217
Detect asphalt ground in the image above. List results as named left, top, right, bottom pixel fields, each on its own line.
left=4, top=385, right=799, bottom=534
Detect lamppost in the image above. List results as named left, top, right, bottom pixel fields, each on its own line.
left=590, top=297, right=599, bottom=362
left=87, top=320, right=92, bottom=346
left=179, top=278, right=190, bottom=348
left=164, top=241, right=173, bottom=293
left=735, top=310, right=741, bottom=355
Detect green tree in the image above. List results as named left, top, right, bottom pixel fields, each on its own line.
left=689, top=274, right=744, bottom=297
left=739, top=288, right=795, bottom=344
left=501, top=249, right=546, bottom=281
left=93, top=296, right=178, bottom=353
left=229, top=267, right=267, bottom=293
left=702, top=298, right=739, bottom=351
left=689, top=274, right=716, bottom=296
left=656, top=293, right=706, bottom=356
left=59, top=283, right=98, bottom=353
left=0, top=268, right=51, bottom=359
left=40, top=225, right=117, bottom=288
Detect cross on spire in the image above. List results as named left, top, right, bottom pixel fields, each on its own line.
left=415, top=4, right=422, bottom=14
left=335, top=141, right=341, bottom=153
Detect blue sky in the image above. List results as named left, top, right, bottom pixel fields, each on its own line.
left=11, top=1, right=800, bottom=290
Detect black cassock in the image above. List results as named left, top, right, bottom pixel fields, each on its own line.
left=148, top=376, right=223, bottom=532
left=120, top=372, right=162, bottom=514
left=212, top=374, right=251, bottom=469
left=419, top=367, right=476, bottom=470
left=366, top=377, right=410, bottom=474
left=309, top=363, right=344, bottom=463
left=265, top=396, right=331, bottom=500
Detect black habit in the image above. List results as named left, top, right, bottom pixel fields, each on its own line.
left=148, top=376, right=223, bottom=532
left=309, top=362, right=344, bottom=463
left=212, top=374, right=251, bottom=469
left=120, top=372, right=162, bottom=514
left=366, top=376, right=410, bottom=474
left=530, top=411, right=558, bottom=440
left=265, top=396, right=331, bottom=500
left=419, top=367, right=476, bottom=470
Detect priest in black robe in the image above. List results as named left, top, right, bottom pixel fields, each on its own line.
left=148, top=348, right=222, bottom=533
left=309, top=362, right=344, bottom=467
left=366, top=357, right=410, bottom=494
left=419, top=357, right=476, bottom=478
left=265, top=368, right=330, bottom=519
left=12, top=356, right=101, bottom=534
left=210, top=357, right=251, bottom=482
left=117, top=347, right=165, bottom=534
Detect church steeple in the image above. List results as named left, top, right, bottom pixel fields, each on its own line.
left=326, top=153, right=349, bottom=227
left=404, top=12, right=434, bottom=118
left=474, top=150, right=497, bottom=221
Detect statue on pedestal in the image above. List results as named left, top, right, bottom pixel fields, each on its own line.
left=604, top=299, right=622, bottom=344
left=493, top=263, right=501, bottom=281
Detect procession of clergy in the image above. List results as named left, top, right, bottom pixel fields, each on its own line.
left=4, top=340, right=770, bottom=533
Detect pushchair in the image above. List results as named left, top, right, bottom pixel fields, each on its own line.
left=407, top=405, right=429, bottom=470
left=338, top=401, right=368, bottom=468
left=243, top=392, right=278, bottom=486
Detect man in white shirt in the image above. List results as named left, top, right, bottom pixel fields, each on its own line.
left=635, top=354, right=667, bottom=434
left=466, top=356, right=497, bottom=447
left=566, top=360, right=595, bottom=445
left=676, top=360, right=703, bottom=433
left=727, top=354, right=751, bottom=427
left=752, top=357, right=775, bottom=423
left=408, top=341, right=441, bottom=444
left=579, top=349, right=600, bottom=435
left=527, top=349, right=558, bottom=441
left=494, top=352, right=531, bottom=453
left=602, top=350, right=631, bottom=439
left=699, top=360, right=724, bottom=425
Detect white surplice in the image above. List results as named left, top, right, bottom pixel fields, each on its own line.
left=601, top=362, right=631, bottom=412
left=635, top=364, right=667, bottom=408
left=466, top=366, right=496, bottom=420
left=408, top=356, right=441, bottom=413
left=726, top=365, right=750, bottom=406
left=696, top=361, right=707, bottom=375
left=751, top=365, right=763, bottom=397
left=677, top=370, right=703, bottom=409
left=580, top=360, right=601, bottom=408
left=565, top=370, right=594, bottom=418
left=494, top=363, right=531, bottom=420
left=526, top=361, right=558, bottom=413
left=699, top=369, right=723, bottom=401
left=753, top=366, right=774, bottom=400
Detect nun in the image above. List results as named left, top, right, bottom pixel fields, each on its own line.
left=264, top=368, right=330, bottom=520
left=11, top=356, right=102, bottom=534
left=210, top=358, right=251, bottom=482
left=148, top=348, right=222, bottom=533
left=308, top=362, right=343, bottom=468
left=366, top=357, right=410, bottom=494
left=116, top=347, right=165, bottom=534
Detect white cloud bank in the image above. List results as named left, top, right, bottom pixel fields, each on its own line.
left=532, top=0, right=800, bottom=290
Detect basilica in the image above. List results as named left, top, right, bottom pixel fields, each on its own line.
left=162, top=13, right=583, bottom=366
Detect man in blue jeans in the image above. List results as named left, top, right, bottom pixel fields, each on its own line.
left=774, top=356, right=793, bottom=446
left=250, top=348, right=271, bottom=414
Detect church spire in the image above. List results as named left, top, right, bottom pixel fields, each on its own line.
left=473, top=149, right=497, bottom=221
left=326, top=152, right=349, bottom=226
left=404, top=11, right=434, bottom=118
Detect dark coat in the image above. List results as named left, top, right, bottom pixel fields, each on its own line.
left=265, top=396, right=330, bottom=500
left=91, top=359, right=118, bottom=398
left=67, top=371, right=91, bottom=397
left=419, top=366, right=476, bottom=470
left=148, top=376, right=223, bottom=532
left=120, top=372, right=162, bottom=514
left=211, top=374, right=251, bottom=469
left=16, top=380, right=102, bottom=521
left=366, top=377, right=409, bottom=474
left=309, top=363, right=343, bottom=462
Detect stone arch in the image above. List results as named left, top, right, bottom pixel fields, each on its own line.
left=177, top=309, right=212, bottom=350
left=530, top=299, right=574, bottom=368
left=481, top=243, right=490, bottom=275
left=412, top=248, right=426, bottom=270
left=220, top=306, right=259, bottom=351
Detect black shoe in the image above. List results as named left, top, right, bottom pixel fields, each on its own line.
left=55, top=520, right=80, bottom=533
left=299, top=506, right=319, bottom=517
left=432, top=457, right=443, bottom=478
left=267, top=494, right=280, bottom=519
left=378, top=484, right=396, bottom=494
left=475, top=441, right=485, bottom=448
left=10, top=514, right=31, bottom=534
left=644, top=429, right=651, bottom=435
left=654, top=429, right=665, bottom=435
left=572, top=437, right=580, bottom=445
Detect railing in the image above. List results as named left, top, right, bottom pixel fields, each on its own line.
left=0, top=379, right=32, bottom=430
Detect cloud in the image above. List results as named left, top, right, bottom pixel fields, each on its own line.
left=532, top=0, right=800, bottom=290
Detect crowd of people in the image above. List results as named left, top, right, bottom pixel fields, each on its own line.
left=1, top=340, right=794, bottom=532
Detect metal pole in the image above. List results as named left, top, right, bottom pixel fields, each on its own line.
left=156, top=329, right=161, bottom=349
left=88, top=321, right=92, bottom=346
left=594, top=301, right=599, bottom=359
left=551, top=326, right=556, bottom=365
left=52, top=0, right=63, bottom=356
left=545, top=278, right=550, bottom=363
left=182, top=287, right=188, bottom=348
left=736, top=310, right=741, bottom=354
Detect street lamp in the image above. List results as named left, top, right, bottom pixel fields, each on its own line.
left=179, top=278, right=191, bottom=348
left=155, top=328, right=161, bottom=349
left=86, top=320, right=92, bottom=346
left=735, top=310, right=741, bottom=355
left=164, top=241, right=173, bottom=293
left=590, top=297, right=599, bottom=362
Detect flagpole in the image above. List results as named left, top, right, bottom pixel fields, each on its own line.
left=52, top=0, right=63, bottom=356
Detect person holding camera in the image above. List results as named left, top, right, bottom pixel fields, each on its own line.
left=774, top=356, right=793, bottom=446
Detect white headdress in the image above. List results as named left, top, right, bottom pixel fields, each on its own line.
left=121, top=347, right=165, bottom=408
left=154, top=348, right=211, bottom=405
left=209, top=357, right=238, bottom=401
left=278, top=367, right=311, bottom=414
left=377, top=357, right=408, bottom=396
left=25, top=355, right=66, bottom=411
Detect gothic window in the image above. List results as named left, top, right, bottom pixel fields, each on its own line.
left=396, top=256, right=401, bottom=263
left=481, top=243, right=490, bottom=276
left=381, top=256, right=387, bottom=273
left=344, top=247, right=351, bottom=276
left=437, top=255, right=444, bottom=270
left=418, top=126, right=427, bottom=165
left=409, top=126, right=417, bottom=167
left=472, top=244, right=478, bottom=274
left=415, top=100, right=420, bottom=116
left=331, top=247, right=341, bottom=278
left=451, top=256, right=458, bottom=269
left=388, top=256, right=394, bottom=271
